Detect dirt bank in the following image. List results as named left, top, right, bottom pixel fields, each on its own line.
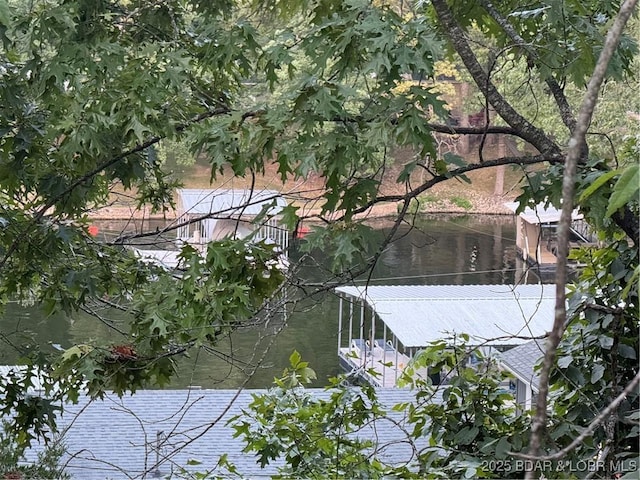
left=89, top=189, right=516, bottom=220
left=90, top=156, right=521, bottom=220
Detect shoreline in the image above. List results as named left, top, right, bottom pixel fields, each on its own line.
left=89, top=193, right=517, bottom=221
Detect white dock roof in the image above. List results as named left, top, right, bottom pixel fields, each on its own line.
left=335, top=284, right=555, bottom=347
left=177, top=189, right=286, bottom=216
left=504, top=201, right=583, bottom=224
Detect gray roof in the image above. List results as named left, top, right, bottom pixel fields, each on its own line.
left=177, top=189, right=286, bottom=217
left=335, top=284, right=555, bottom=347
left=25, top=388, right=439, bottom=479
left=1, top=365, right=47, bottom=394
left=504, top=201, right=583, bottom=224
left=499, top=340, right=546, bottom=392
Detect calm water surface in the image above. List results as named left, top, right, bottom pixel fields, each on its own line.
left=1, top=214, right=537, bottom=388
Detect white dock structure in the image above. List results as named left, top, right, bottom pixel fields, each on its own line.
left=175, top=189, right=288, bottom=250
left=336, top=284, right=555, bottom=388
left=504, top=202, right=592, bottom=267
left=133, top=189, right=289, bottom=269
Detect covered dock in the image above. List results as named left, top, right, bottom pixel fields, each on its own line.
left=175, top=189, right=289, bottom=250
left=133, top=189, right=289, bottom=270
left=504, top=202, right=592, bottom=267
left=335, top=284, right=554, bottom=388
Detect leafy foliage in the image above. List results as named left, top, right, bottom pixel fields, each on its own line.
left=0, top=420, right=69, bottom=480
left=0, top=366, right=60, bottom=449
left=234, top=343, right=531, bottom=478
left=547, top=240, right=639, bottom=477
left=398, top=338, right=531, bottom=478
left=54, top=238, right=285, bottom=397
left=231, top=352, right=395, bottom=478
left=0, top=0, right=638, bottom=476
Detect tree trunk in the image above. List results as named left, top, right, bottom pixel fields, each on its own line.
left=493, top=136, right=506, bottom=196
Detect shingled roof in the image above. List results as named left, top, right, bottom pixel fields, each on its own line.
left=24, top=388, right=440, bottom=479
left=499, top=340, right=546, bottom=393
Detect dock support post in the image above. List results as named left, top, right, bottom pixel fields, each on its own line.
left=348, top=300, right=354, bottom=357
left=359, top=303, right=365, bottom=368
left=394, top=337, right=399, bottom=384
left=337, top=295, right=343, bottom=353
left=382, top=328, right=387, bottom=387
left=371, top=308, right=376, bottom=375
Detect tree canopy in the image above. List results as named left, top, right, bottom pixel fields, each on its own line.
left=0, top=0, right=638, bottom=478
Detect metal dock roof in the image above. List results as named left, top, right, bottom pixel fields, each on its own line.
left=177, top=188, right=287, bottom=216
left=335, top=284, right=555, bottom=347
left=504, top=201, right=583, bottom=224
left=23, top=388, right=439, bottom=478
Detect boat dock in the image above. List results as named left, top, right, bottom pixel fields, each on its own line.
left=335, top=284, right=555, bottom=388
left=132, top=188, right=289, bottom=269
left=504, top=201, right=594, bottom=268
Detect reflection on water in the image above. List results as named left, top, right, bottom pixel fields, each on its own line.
left=1, top=214, right=539, bottom=389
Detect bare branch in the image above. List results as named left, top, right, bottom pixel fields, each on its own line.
left=526, top=0, right=638, bottom=473
left=515, top=370, right=640, bottom=462
left=426, top=123, right=524, bottom=136
left=430, top=0, right=561, bottom=156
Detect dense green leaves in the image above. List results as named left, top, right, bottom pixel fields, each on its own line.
left=551, top=240, right=639, bottom=475
left=607, top=163, right=639, bottom=217
left=447, top=0, right=638, bottom=87
left=0, top=0, right=638, bottom=476
left=236, top=343, right=531, bottom=478
left=230, top=355, right=393, bottom=478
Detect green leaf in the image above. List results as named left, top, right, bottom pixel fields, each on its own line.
left=126, top=116, right=149, bottom=143
left=494, top=436, right=511, bottom=458
left=618, top=344, right=637, bottom=359
left=289, top=350, right=302, bottom=368
left=578, top=169, right=619, bottom=202
left=590, top=363, right=605, bottom=384
left=434, top=158, right=448, bottom=176
left=300, top=367, right=317, bottom=383
left=464, top=466, right=478, bottom=478
left=557, top=356, right=573, bottom=368
left=606, top=164, right=639, bottom=217
left=397, top=160, right=418, bottom=183
left=148, top=312, right=170, bottom=337
left=0, top=0, right=10, bottom=27
left=443, top=151, right=466, bottom=168
left=599, top=336, right=614, bottom=349
left=61, top=344, right=93, bottom=361
left=455, top=426, right=479, bottom=445
left=279, top=205, right=300, bottom=231
left=619, top=463, right=638, bottom=480
left=457, top=173, right=472, bottom=184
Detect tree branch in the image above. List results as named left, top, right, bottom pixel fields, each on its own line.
left=342, top=152, right=562, bottom=219
left=477, top=0, right=578, bottom=133
left=427, top=122, right=529, bottom=137
left=526, top=1, right=638, bottom=474
left=515, top=370, right=640, bottom=462
left=430, top=0, right=561, bottom=156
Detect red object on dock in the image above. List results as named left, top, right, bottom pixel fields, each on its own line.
left=295, top=225, right=310, bottom=239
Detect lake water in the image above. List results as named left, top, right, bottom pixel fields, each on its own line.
left=0, top=214, right=539, bottom=389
